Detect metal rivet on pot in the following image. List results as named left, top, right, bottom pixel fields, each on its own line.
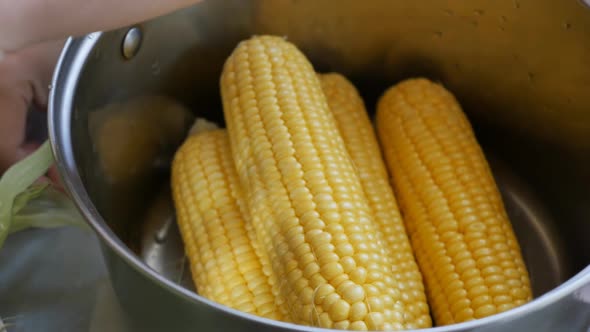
left=122, top=27, right=143, bottom=60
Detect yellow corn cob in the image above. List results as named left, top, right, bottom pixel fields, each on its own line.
left=375, top=78, right=532, bottom=326
left=318, top=73, right=431, bottom=328
left=171, top=123, right=289, bottom=321
left=220, top=35, right=420, bottom=330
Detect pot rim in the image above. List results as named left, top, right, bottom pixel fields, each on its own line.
left=48, top=32, right=590, bottom=332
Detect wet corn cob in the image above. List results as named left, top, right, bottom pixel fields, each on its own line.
left=375, top=78, right=532, bottom=326
left=171, top=123, right=289, bottom=321
left=318, top=73, right=431, bottom=328
left=220, top=35, right=420, bottom=330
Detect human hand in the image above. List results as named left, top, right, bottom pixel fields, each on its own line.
left=0, top=40, right=64, bottom=184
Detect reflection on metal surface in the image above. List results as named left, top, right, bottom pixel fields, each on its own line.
left=140, top=186, right=193, bottom=291
left=122, top=27, right=143, bottom=60
left=85, top=95, right=193, bottom=247
left=490, top=157, right=568, bottom=296
left=136, top=156, right=567, bottom=299
left=574, top=282, right=590, bottom=304
left=88, top=95, right=192, bottom=185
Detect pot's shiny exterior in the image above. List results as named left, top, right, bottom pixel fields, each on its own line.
left=49, top=1, right=590, bottom=331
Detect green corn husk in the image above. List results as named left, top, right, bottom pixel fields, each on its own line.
left=0, top=141, right=87, bottom=250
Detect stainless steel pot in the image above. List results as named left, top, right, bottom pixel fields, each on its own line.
left=48, top=1, right=590, bottom=331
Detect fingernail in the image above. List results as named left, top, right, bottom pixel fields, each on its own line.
left=34, top=176, right=52, bottom=186
left=47, top=165, right=65, bottom=192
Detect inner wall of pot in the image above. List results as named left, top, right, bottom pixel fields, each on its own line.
left=71, top=0, right=590, bottom=299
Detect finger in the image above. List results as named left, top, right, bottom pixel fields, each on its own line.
left=7, top=39, right=65, bottom=109
left=0, top=40, right=64, bottom=173
left=0, top=85, right=29, bottom=173
left=47, top=165, right=64, bottom=192
left=16, top=142, right=40, bottom=160
left=0, top=0, right=202, bottom=51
